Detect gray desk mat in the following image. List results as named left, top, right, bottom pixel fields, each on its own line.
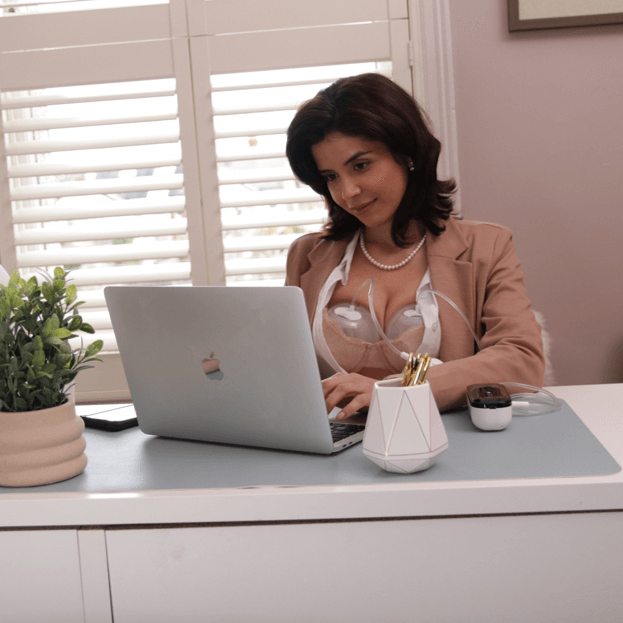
left=3, top=400, right=620, bottom=493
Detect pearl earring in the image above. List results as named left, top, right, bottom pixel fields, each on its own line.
left=407, top=158, right=415, bottom=171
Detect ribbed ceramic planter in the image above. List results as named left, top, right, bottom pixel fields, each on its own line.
left=0, top=400, right=87, bottom=487
left=362, top=379, right=448, bottom=473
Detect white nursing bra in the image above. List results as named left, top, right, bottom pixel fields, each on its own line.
left=324, top=277, right=480, bottom=365
left=327, top=303, right=424, bottom=342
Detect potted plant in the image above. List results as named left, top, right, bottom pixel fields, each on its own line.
left=0, top=267, right=103, bottom=487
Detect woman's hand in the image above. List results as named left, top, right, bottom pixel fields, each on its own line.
left=322, top=372, right=377, bottom=420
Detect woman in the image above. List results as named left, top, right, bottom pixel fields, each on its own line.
left=285, top=73, right=544, bottom=417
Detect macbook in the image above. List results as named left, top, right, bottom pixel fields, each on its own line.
left=104, top=286, right=364, bottom=454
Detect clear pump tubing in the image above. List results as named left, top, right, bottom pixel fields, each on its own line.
left=419, top=287, right=481, bottom=352
left=503, top=383, right=563, bottom=415
left=361, top=279, right=557, bottom=415
left=349, top=278, right=374, bottom=311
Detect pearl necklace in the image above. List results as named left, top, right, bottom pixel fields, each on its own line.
left=359, top=229, right=427, bottom=271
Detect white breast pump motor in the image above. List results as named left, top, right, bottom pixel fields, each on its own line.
left=466, top=384, right=513, bottom=431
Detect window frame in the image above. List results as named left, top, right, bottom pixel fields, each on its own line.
left=0, top=0, right=459, bottom=403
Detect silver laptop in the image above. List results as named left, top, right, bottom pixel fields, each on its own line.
left=104, top=286, right=364, bottom=454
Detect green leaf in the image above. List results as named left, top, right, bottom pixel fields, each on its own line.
left=42, top=318, right=53, bottom=338
left=80, top=323, right=95, bottom=334
left=65, top=285, right=78, bottom=305
left=0, top=298, right=10, bottom=320
left=10, top=294, right=24, bottom=308
left=53, top=353, right=73, bottom=368
left=85, top=340, right=104, bottom=358
left=58, top=341, right=72, bottom=354
left=8, top=270, right=20, bottom=288
left=53, top=267, right=66, bottom=278
left=52, top=328, right=73, bottom=339
left=32, top=349, right=46, bottom=368
left=52, top=278, right=65, bottom=293
left=41, top=281, right=54, bottom=301
left=67, top=315, right=82, bottom=331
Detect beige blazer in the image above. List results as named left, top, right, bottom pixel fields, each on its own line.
left=285, top=218, right=545, bottom=411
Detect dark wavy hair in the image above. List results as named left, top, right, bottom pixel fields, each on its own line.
left=286, top=73, right=456, bottom=245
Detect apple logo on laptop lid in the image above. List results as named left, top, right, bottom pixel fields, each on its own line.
left=202, top=352, right=224, bottom=380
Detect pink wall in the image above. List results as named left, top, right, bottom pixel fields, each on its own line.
left=448, top=0, right=623, bottom=386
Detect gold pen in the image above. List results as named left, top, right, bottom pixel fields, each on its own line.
left=402, top=353, right=415, bottom=386
left=418, top=354, right=432, bottom=385
left=403, top=352, right=419, bottom=386
left=412, top=354, right=426, bottom=386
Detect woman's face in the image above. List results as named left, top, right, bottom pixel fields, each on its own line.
left=311, top=132, right=408, bottom=231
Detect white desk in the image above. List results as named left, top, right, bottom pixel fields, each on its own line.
left=1, top=384, right=623, bottom=623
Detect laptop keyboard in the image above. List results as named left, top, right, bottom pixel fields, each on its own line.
left=330, top=422, right=365, bottom=443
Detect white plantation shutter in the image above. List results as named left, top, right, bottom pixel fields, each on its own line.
left=2, top=78, right=189, bottom=353
left=0, top=0, right=454, bottom=401
left=0, top=9, right=209, bottom=399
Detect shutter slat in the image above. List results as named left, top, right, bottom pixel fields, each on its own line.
left=227, top=278, right=286, bottom=286
left=219, top=188, right=320, bottom=208
left=225, top=256, right=287, bottom=276
left=21, top=263, right=191, bottom=287
left=0, top=89, right=176, bottom=110
left=12, top=196, right=186, bottom=223
left=217, top=167, right=294, bottom=185
left=73, top=290, right=107, bottom=308
left=210, top=77, right=339, bottom=92
left=11, top=175, right=184, bottom=200
left=3, top=0, right=104, bottom=9
left=4, top=111, right=178, bottom=133
left=213, top=102, right=299, bottom=116
left=8, top=156, right=182, bottom=178
left=15, top=220, right=187, bottom=245
left=214, top=125, right=288, bottom=139
left=1, top=0, right=168, bottom=16
left=223, top=233, right=302, bottom=253
left=221, top=208, right=326, bottom=231
left=5, top=131, right=180, bottom=156
left=17, top=240, right=190, bottom=268
left=216, top=147, right=284, bottom=163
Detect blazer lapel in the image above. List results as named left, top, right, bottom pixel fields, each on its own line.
left=426, top=219, right=476, bottom=361
left=299, top=238, right=349, bottom=323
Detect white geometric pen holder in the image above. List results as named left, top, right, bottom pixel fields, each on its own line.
left=362, top=379, right=449, bottom=474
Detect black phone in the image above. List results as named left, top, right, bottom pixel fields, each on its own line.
left=77, top=404, right=138, bottom=432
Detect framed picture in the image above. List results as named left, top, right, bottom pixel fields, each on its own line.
left=508, top=0, right=623, bottom=31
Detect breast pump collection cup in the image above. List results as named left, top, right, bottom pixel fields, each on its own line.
left=362, top=378, right=449, bottom=473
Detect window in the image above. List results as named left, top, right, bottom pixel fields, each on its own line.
left=2, top=79, right=187, bottom=352
left=1, top=0, right=459, bottom=401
